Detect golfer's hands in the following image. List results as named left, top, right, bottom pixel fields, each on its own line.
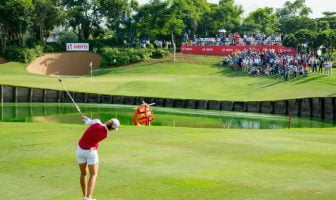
left=81, top=115, right=88, bottom=120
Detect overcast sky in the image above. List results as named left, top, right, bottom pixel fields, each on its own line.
left=138, top=0, right=336, bottom=18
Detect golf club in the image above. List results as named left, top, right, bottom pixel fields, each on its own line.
left=142, top=100, right=155, bottom=106
left=58, top=79, right=83, bottom=115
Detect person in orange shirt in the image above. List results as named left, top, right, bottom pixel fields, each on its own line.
left=132, top=102, right=155, bottom=126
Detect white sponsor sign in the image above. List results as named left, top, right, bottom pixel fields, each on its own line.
left=66, top=43, right=89, bottom=51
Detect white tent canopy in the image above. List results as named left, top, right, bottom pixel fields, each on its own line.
left=218, top=29, right=226, bottom=33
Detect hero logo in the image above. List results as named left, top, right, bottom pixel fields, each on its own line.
left=202, top=48, right=213, bottom=52
left=182, top=47, right=193, bottom=51
left=66, top=43, right=89, bottom=51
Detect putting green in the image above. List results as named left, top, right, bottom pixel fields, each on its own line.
left=1, top=54, right=335, bottom=101
left=1, top=122, right=336, bottom=199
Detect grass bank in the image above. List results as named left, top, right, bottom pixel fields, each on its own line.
left=1, top=122, right=336, bottom=199
left=1, top=54, right=336, bottom=101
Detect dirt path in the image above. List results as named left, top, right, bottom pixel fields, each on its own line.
left=27, top=52, right=101, bottom=76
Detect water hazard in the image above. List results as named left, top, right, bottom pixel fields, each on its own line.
left=0, top=103, right=334, bottom=129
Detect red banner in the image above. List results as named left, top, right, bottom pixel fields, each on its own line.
left=180, top=45, right=296, bottom=55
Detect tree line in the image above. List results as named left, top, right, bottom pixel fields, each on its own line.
left=0, top=0, right=335, bottom=54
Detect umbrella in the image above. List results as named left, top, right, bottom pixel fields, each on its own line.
left=218, top=29, right=226, bottom=33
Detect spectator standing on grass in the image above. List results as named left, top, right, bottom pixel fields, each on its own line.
left=324, top=60, right=333, bottom=76
left=302, top=58, right=308, bottom=76
left=312, top=56, right=318, bottom=72
left=330, top=60, right=333, bottom=76
left=318, top=56, right=324, bottom=73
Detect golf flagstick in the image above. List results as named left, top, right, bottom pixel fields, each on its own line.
left=58, top=79, right=83, bottom=116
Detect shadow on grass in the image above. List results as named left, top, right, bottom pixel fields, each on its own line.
left=292, top=74, right=325, bottom=84
left=327, top=93, right=336, bottom=97
left=214, top=66, right=331, bottom=88
left=91, top=68, right=113, bottom=76
left=211, top=66, right=252, bottom=77
left=213, top=66, right=286, bottom=83
left=90, top=58, right=174, bottom=77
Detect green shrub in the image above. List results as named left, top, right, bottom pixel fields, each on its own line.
left=151, top=49, right=170, bottom=59
left=43, top=44, right=55, bottom=52
left=148, top=43, right=155, bottom=49
left=3, top=45, right=44, bottom=63
left=99, top=47, right=154, bottom=67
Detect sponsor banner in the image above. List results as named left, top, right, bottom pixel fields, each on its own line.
left=66, top=43, right=89, bottom=51
left=180, top=45, right=296, bottom=55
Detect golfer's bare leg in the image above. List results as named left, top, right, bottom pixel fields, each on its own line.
left=79, top=163, right=88, bottom=197
left=86, top=164, right=99, bottom=198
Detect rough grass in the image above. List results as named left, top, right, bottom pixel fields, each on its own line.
left=1, top=54, right=336, bottom=101
left=1, top=122, right=336, bottom=200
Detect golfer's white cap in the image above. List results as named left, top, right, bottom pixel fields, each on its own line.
left=111, top=118, right=120, bottom=130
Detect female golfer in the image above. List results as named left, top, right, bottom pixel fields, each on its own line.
left=77, top=115, right=120, bottom=200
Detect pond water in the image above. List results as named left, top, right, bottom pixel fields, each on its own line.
left=0, top=103, right=334, bottom=129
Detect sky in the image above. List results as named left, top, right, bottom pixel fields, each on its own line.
left=138, top=0, right=336, bottom=18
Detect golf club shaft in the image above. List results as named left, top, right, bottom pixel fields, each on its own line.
left=58, top=79, right=82, bottom=115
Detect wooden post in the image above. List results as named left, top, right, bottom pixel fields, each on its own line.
left=0, top=85, right=3, bottom=103
left=43, top=89, right=47, bottom=103
left=97, top=94, right=101, bottom=103
left=14, top=87, right=18, bottom=102
left=29, top=88, right=33, bottom=102
left=57, top=91, right=61, bottom=103
left=321, top=98, right=325, bottom=120
left=1, top=85, right=3, bottom=120
left=285, top=100, right=289, bottom=115
left=84, top=93, right=88, bottom=103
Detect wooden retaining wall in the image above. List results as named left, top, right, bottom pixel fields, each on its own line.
left=0, top=85, right=335, bottom=121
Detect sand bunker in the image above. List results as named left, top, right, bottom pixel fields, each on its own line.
left=27, top=52, right=101, bottom=76
left=0, top=57, right=7, bottom=64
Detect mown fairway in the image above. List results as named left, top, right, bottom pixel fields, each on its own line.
left=1, top=122, right=336, bottom=200
left=0, top=54, right=336, bottom=101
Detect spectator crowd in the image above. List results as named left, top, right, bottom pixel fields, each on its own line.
left=219, top=50, right=333, bottom=80
left=183, top=32, right=285, bottom=46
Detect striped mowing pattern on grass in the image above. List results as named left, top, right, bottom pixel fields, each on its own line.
left=1, top=122, right=336, bottom=199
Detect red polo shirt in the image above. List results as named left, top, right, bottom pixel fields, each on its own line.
left=78, top=121, right=108, bottom=150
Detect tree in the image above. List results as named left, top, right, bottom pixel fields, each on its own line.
left=276, top=0, right=312, bottom=19
left=62, top=0, right=102, bottom=40
left=294, top=29, right=315, bottom=52
left=330, top=31, right=336, bottom=54
left=317, top=20, right=330, bottom=32
left=280, top=17, right=317, bottom=34
left=283, top=33, right=298, bottom=49
left=277, top=0, right=315, bottom=34
left=135, top=0, right=171, bottom=40
left=197, top=3, right=216, bottom=36
left=315, top=30, right=331, bottom=48
left=211, top=0, right=243, bottom=33
left=32, top=0, right=61, bottom=42
left=242, top=7, right=279, bottom=35
left=98, top=0, right=131, bottom=43
left=0, top=0, right=34, bottom=49
left=163, top=1, right=186, bottom=61
left=319, top=11, right=336, bottom=30
left=177, top=0, right=210, bottom=36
